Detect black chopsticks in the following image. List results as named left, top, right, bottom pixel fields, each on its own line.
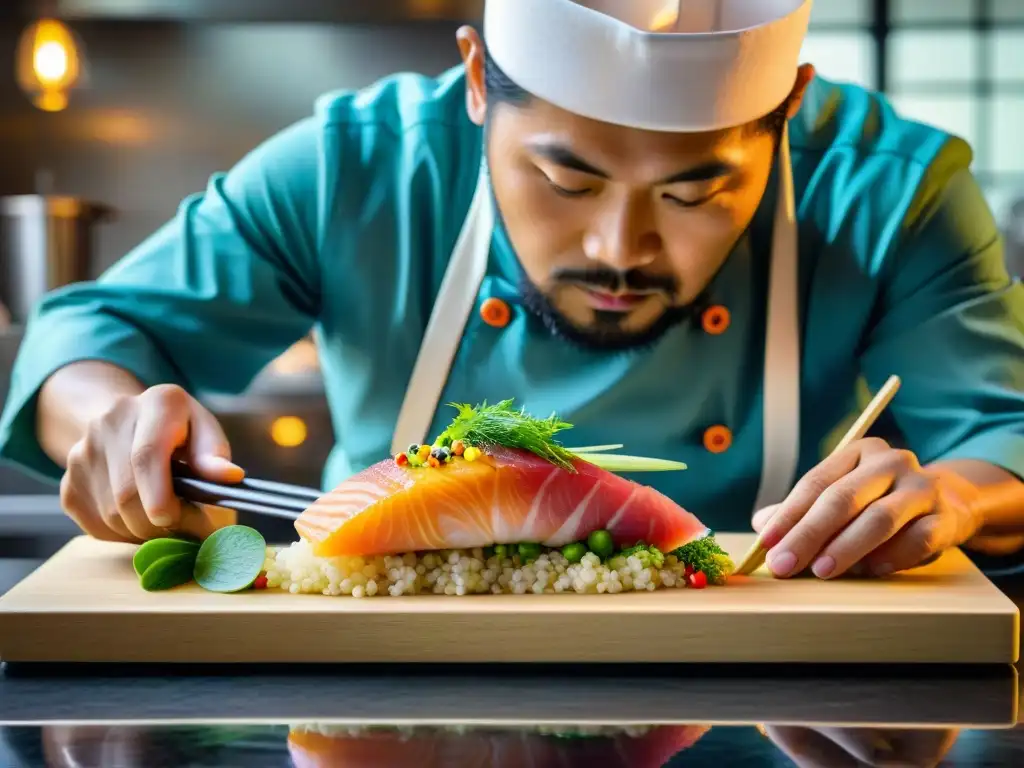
left=170, top=462, right=322, bottom=521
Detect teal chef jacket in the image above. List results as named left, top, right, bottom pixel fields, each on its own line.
left=2, top=66, right=1023, bottom=535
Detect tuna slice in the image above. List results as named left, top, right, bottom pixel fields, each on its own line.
left=288, top=724, right=710, bottom=768
left=295, top=445, right=708, bottom=558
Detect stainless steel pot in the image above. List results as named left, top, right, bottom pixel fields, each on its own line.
left=0, top=195, right=111, bottom=325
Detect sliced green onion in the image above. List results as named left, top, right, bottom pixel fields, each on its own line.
left=574, top=453, right=688, bottom=472
left=566, top=444, right=624, bottom=454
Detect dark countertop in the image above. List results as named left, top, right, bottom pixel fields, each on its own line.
left=0, top=663, right=1021, bottom=767
left=3, top=524, right=1024, bottom=765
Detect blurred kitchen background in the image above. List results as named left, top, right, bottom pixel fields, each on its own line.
left=0, top=0, right=1022, bottom=537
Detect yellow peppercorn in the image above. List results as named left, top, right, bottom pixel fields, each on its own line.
left=464, top=446, right=481, bottom=462
left=417, top=445, right=431, bottom=461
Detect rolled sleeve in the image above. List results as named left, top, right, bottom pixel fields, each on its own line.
left=0, top=116, right=325, bottom=482
left=860, top=163, right=1024, bottom=482
left=0, top=308, right=187, bottom=482
left=857, top=157, right=1024, bottom=574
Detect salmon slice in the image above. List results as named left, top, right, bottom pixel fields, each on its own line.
left=295, top=445, right=708, bottom=558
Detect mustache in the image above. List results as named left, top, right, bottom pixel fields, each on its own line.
left=551, top=267, right=678, bottom=297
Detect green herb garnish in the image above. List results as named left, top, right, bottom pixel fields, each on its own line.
left=140, top=551, right=198, bottom=591
left=437, top=399, right=578, bottom=471
left=671, top=535, right=734, bottom=584
left=432, top=400, right=688, bottom=474
left=133, top=536, right=200, bottom=577
left=194, top=525, right=267, bottom=593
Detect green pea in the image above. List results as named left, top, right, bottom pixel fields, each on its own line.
left=587, top=529, right=614, bottom=560
left=493, top=544, right=509, bottom=558
left=518, top=542, right=542, bottom=562
left=561, top=542, right=586, bottom=564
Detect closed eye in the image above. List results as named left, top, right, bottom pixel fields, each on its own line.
left=548, top=180, right=595, bottom=198
left=662, top=192, right=716, bottom=209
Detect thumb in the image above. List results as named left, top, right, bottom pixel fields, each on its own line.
left=751, top=504, right=780, bottom=534
left=185, top=403, right=244, bottom=483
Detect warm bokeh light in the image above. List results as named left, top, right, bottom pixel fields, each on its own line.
left=16, top=19, right=83, bottom=112
left=34, top=40, right=69, bottom=83
left=270, top=416, right=308, bottom=448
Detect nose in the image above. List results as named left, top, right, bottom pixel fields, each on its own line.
left=585, top=192, right=661, bottom=271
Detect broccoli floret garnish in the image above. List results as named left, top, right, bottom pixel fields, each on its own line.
left=670, top=535, right=734, bottom=584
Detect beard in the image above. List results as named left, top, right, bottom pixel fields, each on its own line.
left=516, top=273, right=698, bottom=353
left=486, top=164, right=698, bottom=352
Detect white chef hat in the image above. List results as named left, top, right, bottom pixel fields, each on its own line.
left=484, top=0, right=813, bottom=133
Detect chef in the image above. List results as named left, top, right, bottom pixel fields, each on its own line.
left=2, top=0, right=1023, bottom=580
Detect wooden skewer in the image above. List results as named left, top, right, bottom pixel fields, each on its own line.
left=732, top=375, right=903, bottom=577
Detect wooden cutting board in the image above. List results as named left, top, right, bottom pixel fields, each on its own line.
left=0, top=534, right=1018, bottom=664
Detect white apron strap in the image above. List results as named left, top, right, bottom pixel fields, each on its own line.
left=752, top=124, right=802, bottom=511
left=390, top=163, right=494, bottom=455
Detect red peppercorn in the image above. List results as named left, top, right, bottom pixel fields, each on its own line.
left=452, top=440, right=465, bottom=457
left=395, top=452, right=409, bottom=467
left=688, top=571, right=707, bottom=589
left=684, top=564, right=695, bottom=576
left=253, top=574, right=268, bottom=590
left=427, top=456, right=441, bottom=468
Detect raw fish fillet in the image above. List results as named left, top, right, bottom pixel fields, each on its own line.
left=295, top=445, right=708, bottom=558
left=288, top=724, right=710, bottom=768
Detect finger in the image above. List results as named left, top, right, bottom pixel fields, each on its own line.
left=177, top=502, right=227, bottom=541
left=758, top=438, right=890, bottom=551
left=768, top=461, right=898, bottom=578
left=752, top=504, right=779, bottom=533
left=860, top=515, right=954, bottom=577
left=108, top=457, right=169, bottom=541
left=966, top=534, right=1024, bottom=557
left=61, top=471, right=132, bottom=542
left=60, top=442, right=138, bottom=544
left=131, top=386, right=191, bottom=528
left=185, top=402, right=244, bottom=483
left=814, top=490, right=936, bottom=578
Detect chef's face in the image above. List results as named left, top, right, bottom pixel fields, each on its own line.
left=458, top=28, right=811, bottom=350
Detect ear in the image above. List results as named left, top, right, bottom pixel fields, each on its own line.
left=785, top=64, right=816, bottom=119
left=456, top=26, right=487, bottom=126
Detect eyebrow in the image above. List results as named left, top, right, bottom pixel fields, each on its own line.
left=527, top=141, right=736, bottom=185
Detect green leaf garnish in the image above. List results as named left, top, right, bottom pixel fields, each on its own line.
left=133, top=537, right=200, bottom=577
left=574, top=453, right=687, bottom=472
left=140, top=551, right=198, bottom=591
left=193, top=525, right=267, bottom=593
left=437, top=399, right=578, bottom=471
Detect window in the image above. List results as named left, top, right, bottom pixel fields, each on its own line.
left=801, top=33, right=877, bottom=87
left=802, top=0, right=877, bottom=89
left=884, top=0, right=1024, bottom=226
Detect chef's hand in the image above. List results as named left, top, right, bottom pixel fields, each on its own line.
left=60, top=384, right=243, bottom=543
left=751, top=438, right=982, bottom=579
left=763, top=725, right=959, bottom=767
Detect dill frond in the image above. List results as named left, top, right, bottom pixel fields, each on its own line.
left=436, top=400, right=577, bottom=471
